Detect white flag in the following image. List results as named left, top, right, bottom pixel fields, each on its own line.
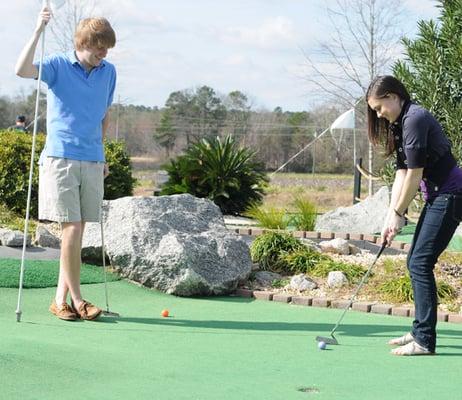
left=330, top=109, right=355, bottom=132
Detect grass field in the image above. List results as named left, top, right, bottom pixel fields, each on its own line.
left=132, top=167, right=380, bottom=213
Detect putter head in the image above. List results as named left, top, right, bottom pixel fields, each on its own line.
left=102, top=310, right=120, bottom=318
left=315, top=335, right=339, bottom=345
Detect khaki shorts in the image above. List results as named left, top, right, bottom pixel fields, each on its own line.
left=39, top=157, right=104, bottom=223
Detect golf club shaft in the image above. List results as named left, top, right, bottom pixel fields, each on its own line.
left=100, top=216, right=110, bottom=312
left=16, top=2, right=49, bottom=322
left=329, top=242, right=387, bottom=336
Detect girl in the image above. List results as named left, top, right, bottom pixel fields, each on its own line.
left=366, top=75, right=462, bottom=356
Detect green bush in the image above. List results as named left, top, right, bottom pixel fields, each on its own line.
left=0, top=131, right=135, bottom=217
left=0, top=131, right=45, bottom=217
left=282, top=248, right=366, bottom=282
left=245, top=204, right=288, bottom=229
left=271, top=278, right=290, bottom=288
left=250, top=231, right=305, bottom=272
left=281, top=247, right=330, bottom=274
left=160, top=135, right=268, bottom=215
left=379, top=273, right=457, bottom=303
left=290, top=196, right=317, bottom=231
left=310, top=259, right=366, bottom=282
left=104, top=139, right=136, bottom=200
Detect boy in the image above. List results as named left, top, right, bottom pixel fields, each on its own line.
left=15, top=6, right=117, bottom=321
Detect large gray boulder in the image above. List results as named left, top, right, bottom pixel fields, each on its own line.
left=315, top=186, right=389, bottom=234
left=81, top=221, right=106, bottom=265
left=83, top=194, right=252, bottom=296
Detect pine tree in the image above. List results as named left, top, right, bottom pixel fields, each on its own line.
left=394, top=0, right=462, bottom=160
left=154, top=110, right=176, bottom=158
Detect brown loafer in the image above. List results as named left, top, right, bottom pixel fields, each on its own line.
left=73, top=300, right=102, bottom=321
left=49, top=301, right=78, bottom=321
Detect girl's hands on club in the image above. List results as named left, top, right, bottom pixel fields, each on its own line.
left=381, top=212, right=405, bottom=246
left=35, top=7, right=52, bottom=34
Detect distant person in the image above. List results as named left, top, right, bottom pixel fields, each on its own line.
left=366, top=75, right=462, bottom=356
left=15, top=6, right=117, bottom=321
left=9, top=115, right=28, bottom=132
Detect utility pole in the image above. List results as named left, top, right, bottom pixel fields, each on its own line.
left=312, top=131, right=317, bottom=175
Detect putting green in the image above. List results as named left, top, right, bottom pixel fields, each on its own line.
left=0, top=280, right=461, bottom=400
left=0, top=258, right=120, bottom=288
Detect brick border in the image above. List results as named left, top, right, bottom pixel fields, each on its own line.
left=233, top=289, right=462, bottom=324
left=231, top=227, right=410, bottom=251
left=232, top=228, right=461, bottom=324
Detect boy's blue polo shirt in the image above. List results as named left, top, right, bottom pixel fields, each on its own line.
left=35, top=51, right=116, bottom=162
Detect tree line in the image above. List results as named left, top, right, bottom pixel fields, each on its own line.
left=0, top=86, right=372, bottom=174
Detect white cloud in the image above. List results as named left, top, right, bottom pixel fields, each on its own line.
left=217, top=16, right=298, bottom=49
left=402, top=0, right=439, bottom=19
left=0, top=0, right=445, bottom=112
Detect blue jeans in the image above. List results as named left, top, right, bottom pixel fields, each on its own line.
left=407, top=193, right=462, bottom=352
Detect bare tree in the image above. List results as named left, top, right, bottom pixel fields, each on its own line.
left=303, top=0, right=406, bottom=194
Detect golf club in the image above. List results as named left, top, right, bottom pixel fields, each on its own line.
left=16, top=0, right=53, bottom=322
left=100, top=216, right=120, bottom=317
left=315, top=241, right=387, bottom=345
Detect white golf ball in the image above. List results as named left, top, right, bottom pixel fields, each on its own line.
left=318, top=341, right=327, bottom=350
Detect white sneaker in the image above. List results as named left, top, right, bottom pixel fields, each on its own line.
left=388, top=332, right=414, bottom=346
left=391, top=341, right=434, bottom=356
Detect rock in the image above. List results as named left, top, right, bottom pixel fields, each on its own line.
left=81, top=221, right=105, bottom=265
left=349, top=244, right=362, bottom=255
left=319, top=238, right=350, bottom=255
left=290, top=274, right=317, bottom=291
left=84, top=194, right=252, bottom=296
left=315, top=186, right=389, bottom=234
left=35, top=225, right=61, bottom=248
left=251, top=262, right=260, bottom=271
left=253, top=271, right=282, bottom=289
left=0, top=228, right=31, bottom=247
left=327, top=271, right=348, bottom=288
left=300, top=238, right=321, bottom=252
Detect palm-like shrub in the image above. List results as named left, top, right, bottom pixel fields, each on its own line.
left=160, top=135, right=268, bottom=214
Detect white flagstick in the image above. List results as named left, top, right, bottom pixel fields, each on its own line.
left=16, top=0, right=50, bottom=322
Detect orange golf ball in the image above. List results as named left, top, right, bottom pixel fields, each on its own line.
left=161, top=309, right=169, bottom=318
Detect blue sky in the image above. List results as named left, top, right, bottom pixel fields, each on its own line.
left=1, top=0, right=439, bottom=111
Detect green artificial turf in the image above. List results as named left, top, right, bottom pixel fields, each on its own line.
left=0, top=258, right=120, bottom=288
left=1, top=280, right=462, bottom=400
left=394, top=223, right=462, bottom=252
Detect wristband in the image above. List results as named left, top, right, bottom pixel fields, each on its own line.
left=394, top=208, right=404, bottom=218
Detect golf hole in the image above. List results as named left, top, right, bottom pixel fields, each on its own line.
left=297, top=386, right=320, bottom=394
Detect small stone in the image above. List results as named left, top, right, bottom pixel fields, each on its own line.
left=0, top=228, right=31, bottom=247
left=290, top=274, right=317, bottom=291
left=349, top=244, right=362, bottom=255
left=327, top=271, right=348, bottom=287
left=319, top=238, right=350, bottom=255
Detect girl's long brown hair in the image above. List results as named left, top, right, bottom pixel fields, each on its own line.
left=366, top=75, right=410, bottom=156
